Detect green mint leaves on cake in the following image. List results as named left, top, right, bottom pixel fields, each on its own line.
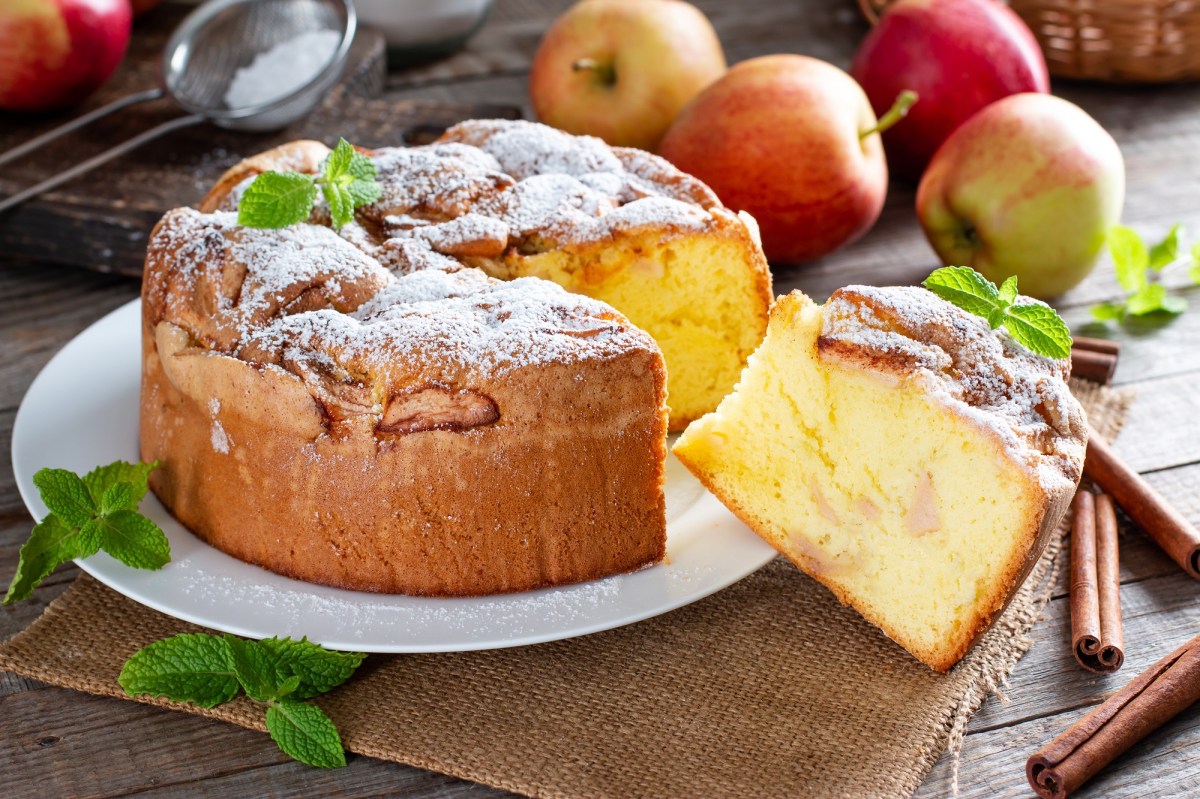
left=3, top=460, right=168, bottom=605
left=923, top=266, right=1072, bottom=359
left=1091, top=224, right=1196, bottom=321
left=120, top=633, right=365, bottom=768
left=238, top=138, right=382, bottom=230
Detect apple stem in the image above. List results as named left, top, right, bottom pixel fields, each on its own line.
left=572, top=58, right=617, bottom=87
left=859, top=90, right=919, bottom=140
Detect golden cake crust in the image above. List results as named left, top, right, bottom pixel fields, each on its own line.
left=198, top=120, right=773, bottom=429
left=140, top=208, right=668, bottom=596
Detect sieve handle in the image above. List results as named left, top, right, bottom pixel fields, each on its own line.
left=0, top=112, right=205, bottom=215
left=0, top=88, right=166, bottom=169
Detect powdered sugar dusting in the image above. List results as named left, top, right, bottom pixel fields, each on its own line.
left=208, top=397, right=230, bottom=454
left=820, top=285, right=1086, bottom=493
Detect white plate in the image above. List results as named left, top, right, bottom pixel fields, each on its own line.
left=12, top=300, right=776, bottom=652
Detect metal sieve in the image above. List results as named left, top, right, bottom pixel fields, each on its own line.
left=0, top=0, right=356, bottom=214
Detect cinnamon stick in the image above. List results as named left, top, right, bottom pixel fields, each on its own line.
left=1027, top=634, right=1200, bottom=799
left=1084, top=426, right=1200, bottom=581
left=1069, top=347, right=1118, bottom=385
left=1073, top=336, right=1121, bottom=357
left=1070, top=491, right=1124, bottom=673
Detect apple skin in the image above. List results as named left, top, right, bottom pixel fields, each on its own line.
left=917, top=93, right=1125, bottom=299
left=658, top=54, right=886, bottom=264
left=529, top=0, right=726, bottom=152
left=0, top=0, right=132, bottom=113
left=850, top=0, right=1048, bottom=181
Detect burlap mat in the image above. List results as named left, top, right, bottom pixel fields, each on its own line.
left=0, top=381, right=1132, bottom=799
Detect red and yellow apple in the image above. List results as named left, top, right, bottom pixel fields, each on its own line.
left=0, top=0, right=132, bottom=113
left=850, top=0, right=1048, bottom=181
left=528, top=0, right=726, bottom=152
left=917, top=93, right=1125, bottom=299
left=659, top=54, right=911, bottom=264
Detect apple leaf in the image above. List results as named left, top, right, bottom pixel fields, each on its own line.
left=1149, top=224, right=1183, bottom=271
left=1107, top=225, right=1148, bottom=292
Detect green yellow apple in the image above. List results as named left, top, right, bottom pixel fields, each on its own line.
left=659, top=54, right=911, bottom=263
left=917, top=93, right=1124, bottom=299
left=528, top=0, right=726, bottom=151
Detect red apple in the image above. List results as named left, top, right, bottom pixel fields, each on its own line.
left=0, top=0, right=132, bottom=113
left=659, top=54, right=912, bottom=264
left=529, top=0, right=726, bottom=152
left=917, top=94, right=1125, bottom=299
left=850, top=0, right=1048, bottom=181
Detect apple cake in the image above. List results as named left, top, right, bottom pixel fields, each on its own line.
left=198, top=119, right=773, bottom=429
left=672, top=286, right=1087, bottom=671
left=140, top=208, right=668, bottom=596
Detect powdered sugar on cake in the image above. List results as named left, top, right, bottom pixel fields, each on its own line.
left=820, top=285, right=1087, bottom=493
left=145, top=204, right=656, bottom=410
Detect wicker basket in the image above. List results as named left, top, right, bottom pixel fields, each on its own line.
left=856, top=0, right=1200, bottom=83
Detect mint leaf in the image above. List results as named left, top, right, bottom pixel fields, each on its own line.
left=1162, top=293, right=1189, bottom=314
left=7, top=460, right=168, bottom=604
left=998, top=275, right=1019, bottom=304
left=266, top=700, right=346, bottom=768
left=238, top=171, right=319, bottom=229
left=922, top=266, right=1006, bottom=323
left=1107, top=225, right=1148, bottom=292
left=321, top=181, right=356, bottom=230
left=1149, top=224, right=1183, bottom=271
left=95, top=510, right=170, bottom=570
left=1003, top=303, right=1073, bottom=359
left=321, top=138, right=356, bottom=184
left=119, top=631, right=361, bottom=769
left=1127, top=283, right=1167, bottom=316
left=257, top=638, right=365, bottom=700
left=923, top=266, right=1072, bottom=359
left=119, top=633, right=239, bottom=708
left=1191, top=243, right=1200, bottom=284
left=99, top=482, right=134, bottom=516
left=225, top=635, right=292, bottom=702
left=318, top=139, right=380, bottom=229
left=33, top=468, right=95, bottom=528
left=83, top=460, right=158, bottom=508
left=3, top=515, right=93, bottom=604
left=1091, top=302, right=1126, bottom=322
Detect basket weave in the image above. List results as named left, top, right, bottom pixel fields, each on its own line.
left=856, top=0, right=1200, bottom=83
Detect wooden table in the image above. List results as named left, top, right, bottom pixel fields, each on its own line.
left=3, top=1, right=1199, bottom=796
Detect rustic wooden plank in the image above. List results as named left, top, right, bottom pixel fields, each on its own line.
left=971, top=572, right=1200, bottom=732
left=917, top=699, right=1200, bottom=798
left=0, top=689, right=288, bottom=799
left=115, top=746, right=512, bottom=799
left=1109, top=371, right=1200, bottom=473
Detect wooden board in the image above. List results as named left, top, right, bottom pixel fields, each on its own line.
left=0, top=4, right=521, bottom=277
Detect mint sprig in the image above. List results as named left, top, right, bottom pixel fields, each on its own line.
left=922, top=266, right=1072, bottom=359
left=4, top=460, right=167, bottom=604
left=1092, top=224, right=1196, bottom=321
left=237, top=138, right=381, bottom=230
left=120, top=634, right=364, bottom=768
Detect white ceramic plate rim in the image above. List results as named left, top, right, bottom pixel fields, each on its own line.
left=12, top=299, right=776, bottom=652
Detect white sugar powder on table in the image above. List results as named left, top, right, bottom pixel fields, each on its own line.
left=224, top=29, right=342, bottom=109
